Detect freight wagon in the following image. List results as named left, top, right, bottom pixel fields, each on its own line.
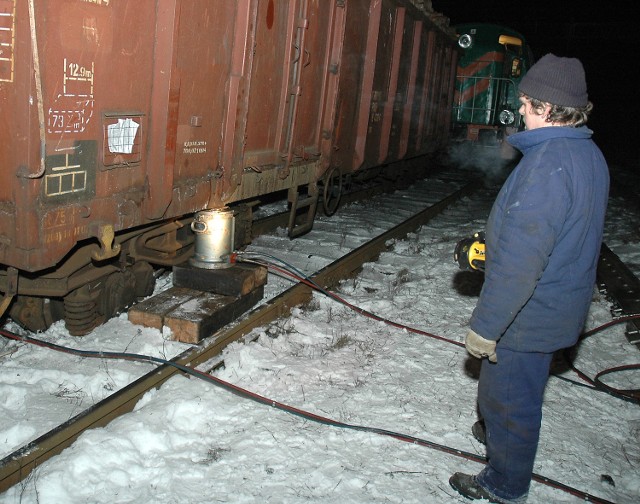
left=0, top=0, right=458, bottom=334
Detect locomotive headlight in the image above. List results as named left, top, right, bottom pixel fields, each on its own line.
left=458, top=34, right=473, bottom=49
left=499, top=109, right=515, bottom=125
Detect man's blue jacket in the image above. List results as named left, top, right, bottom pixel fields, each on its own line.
left=470, top=126, right=609, bottom=352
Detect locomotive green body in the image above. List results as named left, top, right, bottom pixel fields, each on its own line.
left=451, top=23, right=533, bottom=158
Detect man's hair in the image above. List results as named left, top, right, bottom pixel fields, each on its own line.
left=522, top=93, right=593, bottom=127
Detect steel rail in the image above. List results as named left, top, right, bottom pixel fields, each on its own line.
left=0, top=181, right=478, bottom=493
left=597, top=243, right=640, bottom=347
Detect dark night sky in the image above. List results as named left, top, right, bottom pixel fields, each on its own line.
left=430, top=1, right=639, bottom=163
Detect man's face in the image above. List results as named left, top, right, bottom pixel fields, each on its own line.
left=518, top=96, right=551, bottom=130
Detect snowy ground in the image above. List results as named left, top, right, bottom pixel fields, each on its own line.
left=0, top=165, right=638, bottom=503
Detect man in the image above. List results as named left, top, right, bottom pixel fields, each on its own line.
left=449, top=54, right=610, bottom=503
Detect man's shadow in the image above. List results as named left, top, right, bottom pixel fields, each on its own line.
left=452, top=270, right=484, bottom=380
left=452, top=270, right=484, bottom=298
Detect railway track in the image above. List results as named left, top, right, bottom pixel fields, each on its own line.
left=1, top=165, right=638, bottom=501
left=597, top=244, right=640, bottom=346
left=601, top=166, right=640, bottom=346
left=0, top=171, right=478, bottom=493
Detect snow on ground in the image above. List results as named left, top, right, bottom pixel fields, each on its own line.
left=0, top=166, right=638, bottom=503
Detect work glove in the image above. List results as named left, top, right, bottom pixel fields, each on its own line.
left=465, top=329, right=497, bottom=363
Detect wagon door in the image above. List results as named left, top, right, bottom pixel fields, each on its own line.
left=422, top=32, right=457, bottom=151
left=145, top=0, right=241, bottom=217
left=228, top=0, right=340, bottom=190
left=387, top=14, right=421, bottom=161
left=282, top=0, right=344, bottom=179
left=409, top=23, right=458, bottom=156
left=359, top=0, right=399, bottom=169
left=332, top=0, right=409, bottom=172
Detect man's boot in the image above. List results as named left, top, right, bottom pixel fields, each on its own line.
left=449, top=473, right=508, bottom=503
left=472, top=420, right=486, bottom=444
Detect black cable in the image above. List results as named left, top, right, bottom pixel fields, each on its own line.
left=239, top=254, right=640, bottom=404
left=0, top=255, right=633, bottom=502
left=561, top=348, right=640, bottom=404
left=238, top=253, right=465, bottom=348
left=0, top=328, right=615, bottom=504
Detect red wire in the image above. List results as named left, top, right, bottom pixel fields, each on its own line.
left=265, top=262, right=465, bottom=348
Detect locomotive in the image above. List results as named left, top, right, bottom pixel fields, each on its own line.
left=0, top=0, right=458, bottom=335
left=450, top=23, right=533, bottom=159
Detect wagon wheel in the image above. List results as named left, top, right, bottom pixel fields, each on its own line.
left=322, top=166, right=343, bottom=216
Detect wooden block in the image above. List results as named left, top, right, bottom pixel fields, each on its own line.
left=165, top=286, right=264, bottom=343
left=172, top=262, right=267, bottom=296
left=128, top=278, right=265, bottom=343
left=127, top=287, right=199, bottom=329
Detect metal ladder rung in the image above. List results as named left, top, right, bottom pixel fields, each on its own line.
left=295, top=196, right=316, bottom=208
left=287, top=184, right=318, bottom=238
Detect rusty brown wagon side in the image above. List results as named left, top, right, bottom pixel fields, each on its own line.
left=330, top=0, right=458, bottom=173
left=0, top=0, right=457, bottom=335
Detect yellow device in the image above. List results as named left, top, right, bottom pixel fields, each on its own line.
left=454, top=232, right=486, bottom=271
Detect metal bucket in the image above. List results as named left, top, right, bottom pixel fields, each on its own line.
left=189, top=208, right=235, bottom=269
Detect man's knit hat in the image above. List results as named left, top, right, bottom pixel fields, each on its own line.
left=518, top=53, right=588, bottom=107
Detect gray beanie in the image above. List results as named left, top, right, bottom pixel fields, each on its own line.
left=518, top=53, right=588, bottom=107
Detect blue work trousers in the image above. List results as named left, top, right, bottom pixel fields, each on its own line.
left=476, top=346, right=554, bottom=502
